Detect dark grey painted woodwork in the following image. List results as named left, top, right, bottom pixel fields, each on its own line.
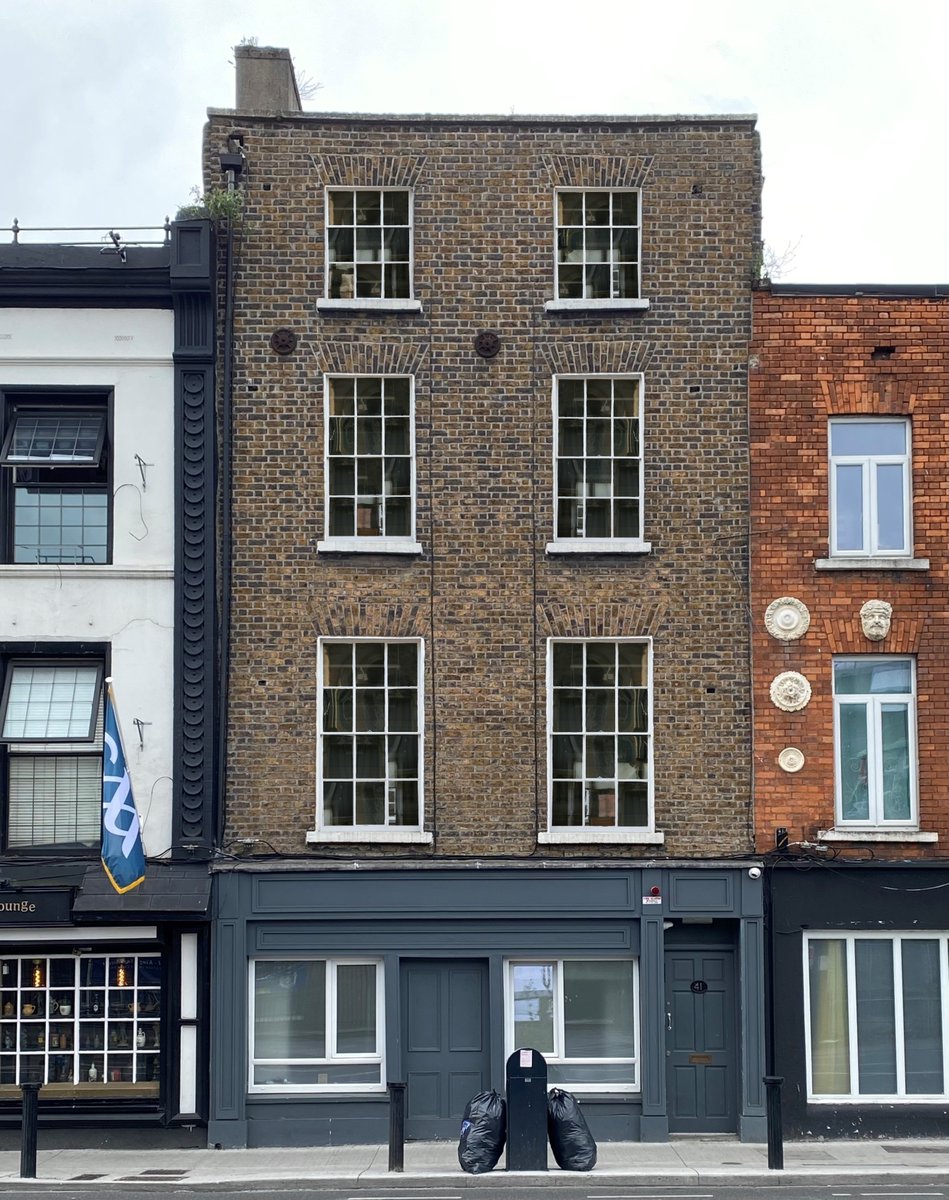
left=401, top=959, right=490, bottom=1139
left=665, top=949, right=737, bottom=1133
left=739, top=915, right=767, bottom=1140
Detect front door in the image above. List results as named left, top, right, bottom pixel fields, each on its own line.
left=665, top=949, right=737, bottom=1133
left=401, top=959, right=490, bottom=1140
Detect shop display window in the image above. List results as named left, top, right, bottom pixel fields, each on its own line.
left=0, top=953, right=160, bottom=1093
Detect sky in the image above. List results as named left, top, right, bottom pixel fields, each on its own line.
left=2, top=0, right=948, bottom=283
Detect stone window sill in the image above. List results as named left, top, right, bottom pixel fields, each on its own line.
left=317, top=538, right=422, bottom=555
left=539, top=828, right=664, bottom=845
left=544, top=298, right=649, bottom=314
left=306, top=829, right=433, bottom=845
left=814, top=556, right=929, bottom=571
left=316, top=298, right=422, bottom=314
left=818, top=828, right=938, bottom=844
left=546, top=539, right=652, bottom=555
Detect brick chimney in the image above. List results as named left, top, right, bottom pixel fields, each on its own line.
left=234, top=45, right=302, bottom=113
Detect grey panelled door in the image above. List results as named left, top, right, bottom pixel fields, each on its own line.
left=665, top=949, right=737, bottom=1132
left=401, top=959, right=490, bottom=1140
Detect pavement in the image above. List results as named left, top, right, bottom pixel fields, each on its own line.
left=3, top=1136, right=949, bottom=1187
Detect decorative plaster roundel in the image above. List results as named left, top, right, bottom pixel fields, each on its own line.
left=769, top=671, right=812, bottom=713
left=778, top=747, right=805, bottom=773
left=764, top=596, right=810, bottom=641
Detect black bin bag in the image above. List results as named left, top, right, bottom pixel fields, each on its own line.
left=547, top=1088, right=597, bottom=1171
left=458, top=1090, right=507, bottom=1174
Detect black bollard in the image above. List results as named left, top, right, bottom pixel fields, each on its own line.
left=387, top=1080, right=406, bottom=1172
left=19, top=1082, right=41, bottom=1179
left=763, top=1075, right=784, bottom=1170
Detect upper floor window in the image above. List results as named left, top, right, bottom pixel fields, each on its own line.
left=552, top=376, right=644, bottom=547
left=0, top=392, right=110, bottom=565
left=555, top=190, right=640, bottom=301
left=829, top=419, right=910, bottom=557
left=325, top=189, right=412, bottom=301
left=318, top=640, right=422, bottom=833
left=0, top=657, right=104, bottom=849
left=323, top=376, right=415, bottom=548
left=834, top=656, right=916, bottom=828
left=548, top=640, right=651, bottom=832
left=806, top=933, right=947, bottom=1101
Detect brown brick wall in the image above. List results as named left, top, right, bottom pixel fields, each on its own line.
left=750, top=290, right=949, bottom=856
left=207, top=113, right=761, bottom=859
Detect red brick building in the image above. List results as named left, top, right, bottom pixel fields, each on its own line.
left=750, top=284, right=949, bottom=1137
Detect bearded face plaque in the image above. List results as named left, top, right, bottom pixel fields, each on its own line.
left=860, top=599, right=892, bottom=642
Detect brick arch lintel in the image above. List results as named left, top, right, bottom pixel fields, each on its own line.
left=542, top=155, right=654, bottom=190
left=540, top=341, right=654, bottom=377
left=823, top=614, right=923, bottom=656
left=307, top=598, right=430, bottom=641
left=308, top=340, right=430, bottom=378
left=817, top=377, right=917, bottom=415
left=308, top=154, right=428, bottom=189
left=537, top=599, right=669, bottom=640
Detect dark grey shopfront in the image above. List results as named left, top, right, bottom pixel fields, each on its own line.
left=209, top=863, right=766, bottom=1148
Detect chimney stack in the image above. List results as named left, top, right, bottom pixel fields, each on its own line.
left=234, top=45, right=302, bottom=113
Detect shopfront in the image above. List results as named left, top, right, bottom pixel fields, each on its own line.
left=210, top=861, right=766, bottom=1148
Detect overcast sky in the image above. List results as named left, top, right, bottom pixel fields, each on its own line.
left=2, top=0, right=947, bottom=282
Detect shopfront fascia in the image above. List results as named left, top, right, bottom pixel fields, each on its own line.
left=210, top=862, right=766, bottom=1149
left=0, top=862, right=210, bottom=1146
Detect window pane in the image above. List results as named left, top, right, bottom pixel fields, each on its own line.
left=254, top=961, right=325, bottom=1058
left=838, top=703, right=869, bottom=821
left=512, top=963, right=554, bottom=1053
left=832, top=421, right=906, bottom=456
left=855, top=939, right=896, bottom=1094
left=901, top=940, right=944, bottom=1094
left=834, top=464, right=864, bottom=551
left=563, top=960, right=634, bottom=1058
left=809, top=939, right=850, bottom=1094
left=875, top=463, right=906, bottom=552
left=336, top=964, right=376, bottom=1054
left=8, top=755, right=100, bottom=846
left=3, top=665, right=99, bottom=739
left=881, top=704, right=911, bottom=821
left=834, top=659, right=912, bottom=696
left=6, top=414, right=104, bottom=464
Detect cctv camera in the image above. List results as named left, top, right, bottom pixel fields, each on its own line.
left=748, top=866, right=762, bottom=879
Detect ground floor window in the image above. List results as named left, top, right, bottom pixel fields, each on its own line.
left=249, top=958, right=384, bottom=1092
left=0, top=952, right=160, bottom=1092
left=805, top=932, right=948, bottom=1101
left=505, top=958, right=638, bottom=1092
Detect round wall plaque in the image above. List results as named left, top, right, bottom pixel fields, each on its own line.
left=270, top=328, right=297, bottom=356
left=778, top=747, right=805, bottom=773
left=474, top=331, right=500, bottom=359
left=769, top=671, right=812, bottom=713
left=764, top=596, right=810, bottom=641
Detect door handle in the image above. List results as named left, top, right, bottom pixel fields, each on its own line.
left=666, top=1011, right=672, bottom=1032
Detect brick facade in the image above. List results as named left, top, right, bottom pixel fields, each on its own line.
left=206, top=111, right=761, bottom=859
left=750, top=288, right=949, bottom=856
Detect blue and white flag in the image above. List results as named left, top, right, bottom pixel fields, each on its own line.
left=101, top=681, right=145, bottom=894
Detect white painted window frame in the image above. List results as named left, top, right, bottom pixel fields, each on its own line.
left=547, top=373, right=650, bottom=554
left=320, top=187, right=415, bottom=304
left=803, top=931, right=949, bottom=1103
left=248, top=957, right=385, bottom=1095
left=503, top=957, right=639, bottom=1093
left=550, top=187, right=643, bottom=306
left=541, top=637, right=662, bottom=845
left=310, top=637, right=429, bottom=844
left=317, top=374, right=421, bottom=555
left=832, top=656, right=917, bottom=830
left=829, top=417, right=911, bottom=558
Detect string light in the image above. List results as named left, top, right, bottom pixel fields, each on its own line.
left=31, top=960, right=43, bottom=989
left=116, top=959, right=128, bottom=988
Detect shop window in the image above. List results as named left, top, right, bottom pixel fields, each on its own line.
left=249, top=958, right=384, bottom=1091
left=0, top=953, right=161, bottom=1092
left=0, top=657, right=104, bottom=849
left=805, top=933, right=947, bottom=1100
left=505, top=958, right=639, bottom=1091
left=0, top=392, right=110, bottom=564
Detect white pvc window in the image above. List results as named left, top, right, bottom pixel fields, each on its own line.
left=555, top=190, right=640, bottom=300
left=829, top=419, right=910, bottom=557
left=548, top=639, right=651, bottom=830
left=505, top=958, right=638, bottom=1092
left=804, top=933, right=949, bottom=1102
left=249, top=958, right=384, bottom=1092
left=833, top=657, right=916, bottom=828
left=553, top=376, right=643, bottom=542
left=324, top=376, right=415, bottom=544
left=318, top=640, right=422, bottom=830
left=325, top=189, right=412, bottom=300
